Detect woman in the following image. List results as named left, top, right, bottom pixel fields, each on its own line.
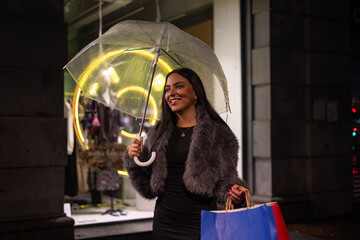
left=126, top=68, right=248, bottom=239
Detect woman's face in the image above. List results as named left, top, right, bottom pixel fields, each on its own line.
left=164, top=73, right=197, bottom=116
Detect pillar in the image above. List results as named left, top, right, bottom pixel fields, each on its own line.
left=250, top=0, right=353, bottom=221
left=214, top=0, right=243, bottom=176
left=0, top=1, right=74, bottom=239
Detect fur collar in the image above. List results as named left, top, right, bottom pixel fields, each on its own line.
left=147, top=106, right=238, bottom=198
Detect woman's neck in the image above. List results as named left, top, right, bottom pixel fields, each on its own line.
left=176, top=111, right=197, bottom=127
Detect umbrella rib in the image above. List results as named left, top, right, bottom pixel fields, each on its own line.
left=170, top=50, right=224, bottom=77
left=100, top=36, right=155, bottom=48
left=137, top=24, right=159, bottom=47
left=160, top=49, right=183, bottom=67
left=136, top=22, right=168, bottom=48
left=123, top=47, right=153, bottom=52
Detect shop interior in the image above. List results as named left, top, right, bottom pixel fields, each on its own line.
left=64, top=91, right=155, bottom=225
left=63, top=0, right=214, bottom=226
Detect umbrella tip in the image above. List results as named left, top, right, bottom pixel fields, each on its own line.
left=155, top=0, right=161, bottom=22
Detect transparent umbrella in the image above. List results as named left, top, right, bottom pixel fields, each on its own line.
left=64, top=20, right=230, bottom=166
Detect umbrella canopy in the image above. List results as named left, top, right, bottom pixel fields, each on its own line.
left=65, top=20, right=230, bottom=123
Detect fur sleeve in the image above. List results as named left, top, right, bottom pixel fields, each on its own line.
left=213, top=124, right=248, bottom=209
left=124, top=128, right=157, bottom=199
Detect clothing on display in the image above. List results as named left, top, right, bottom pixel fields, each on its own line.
left=64, top=99, right=78, bottom=197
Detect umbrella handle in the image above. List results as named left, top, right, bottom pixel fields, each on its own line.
left=133, top=136, right=156, bottom=167
left=133, top=152, right=156, bottom=167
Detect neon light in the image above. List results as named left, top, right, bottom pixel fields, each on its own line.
left=72, top=84, right=158, bottom=145
left=107, top=67, right=120, bottom=83
left=116, top=86, right=158, bottom=125
left=118, top=170, right=129, bottom=176
left=131, top=49, right=173, bottom=72
left=77, top=49, right=172, bottom=90
left=153, top=73, right=166, bottom=92
left=89, top=82, right=99, bottom=95
left=73, top=86, right=85, bottom=146
left=72, top=48, right=174, bottom=146
left=120, top=130, right=146, bottom=139
left=78, top=50, right=123, bottom=88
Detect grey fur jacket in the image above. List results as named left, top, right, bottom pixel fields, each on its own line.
left=125, top=106, right=248, bottom=210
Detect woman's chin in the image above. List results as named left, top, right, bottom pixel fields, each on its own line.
left=170, top=108, right=180, bottom=113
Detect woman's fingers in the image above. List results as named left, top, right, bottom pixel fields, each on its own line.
left=227, top=187, right=245, bottom=204
left=128, top=138, right=143, bottom=158
left=227, top=191, right=242, bottom=204
left=140, top=137, right=143, bottom=152
left=129, top=147, right=140, bottom=157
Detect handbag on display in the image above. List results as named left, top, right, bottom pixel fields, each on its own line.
left=201, top=187, right=290, bottom=240
left=89, top=102, right=101, bottom=136
left=96, top=168, right=120, bottom=192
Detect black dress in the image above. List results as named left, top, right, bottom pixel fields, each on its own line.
left=153, top=126, right=213, bottom=240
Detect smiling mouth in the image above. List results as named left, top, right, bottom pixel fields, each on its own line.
left=169, top=99, right=180, bottom=104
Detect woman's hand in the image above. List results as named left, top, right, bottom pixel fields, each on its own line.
left=128, top=137, right=143, bottom=158
left=227, top=184, right=245, bottom=204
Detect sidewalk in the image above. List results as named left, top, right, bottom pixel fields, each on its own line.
left=68, top=193, right=359, bottom=239
left=286, top=213, right=360, bottom=240
left=288, top=231, right=322, bottom=240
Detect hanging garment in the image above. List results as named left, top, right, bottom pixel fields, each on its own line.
left=65, top=138, right=78, bottom=197
left=64, top=100, right=74, bottom=155
left=98, top=104, right=121, bottom=145
left=76, top=146, right=89, bottom=193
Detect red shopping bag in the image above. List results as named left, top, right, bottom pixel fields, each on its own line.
left=201, top=188, right=290, bottom=240
left=269, top=202, right=290, bottom=240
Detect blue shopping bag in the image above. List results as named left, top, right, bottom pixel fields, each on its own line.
left=201, top=193, right=290, bottom=240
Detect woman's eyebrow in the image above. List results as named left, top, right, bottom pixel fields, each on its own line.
left=165, top=81, right=184, bottom=87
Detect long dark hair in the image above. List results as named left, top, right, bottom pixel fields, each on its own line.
left=153, top=68, right=226, bottom=142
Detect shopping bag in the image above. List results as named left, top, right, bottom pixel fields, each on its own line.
left=201, top=188, right=290, bottom=240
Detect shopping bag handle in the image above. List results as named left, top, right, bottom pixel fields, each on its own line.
left=226, top=186, right=254, bottom=211
left=133, top=135, right=156, bottom=167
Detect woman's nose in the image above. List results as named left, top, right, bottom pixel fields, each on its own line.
left=169, top=87, right=176, bottom=95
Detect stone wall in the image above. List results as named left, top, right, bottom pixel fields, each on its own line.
left=0, top=1, right=74, bottom=239
left=250, top=0, right=353, bottom=221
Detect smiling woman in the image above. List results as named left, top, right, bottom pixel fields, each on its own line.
left=125, top=68, right=248, bottom=240
left=164, top=73, right=197, bottom=124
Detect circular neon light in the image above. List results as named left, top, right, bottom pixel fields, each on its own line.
left=71, top=48, right=173, bottom=147
left=73, top=85, right=158, bottom=147
left=77, top=49, right=172, bottom=91
left=152, top=73, right=166, bottom=92
left=73, top=86, right=85, bottom=144
left=116, top=86, right=158, bottom=125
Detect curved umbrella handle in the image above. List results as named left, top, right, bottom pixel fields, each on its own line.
left=133, top=135, right=156, bottom=167
left=133, top=152, right=156, bottom=167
